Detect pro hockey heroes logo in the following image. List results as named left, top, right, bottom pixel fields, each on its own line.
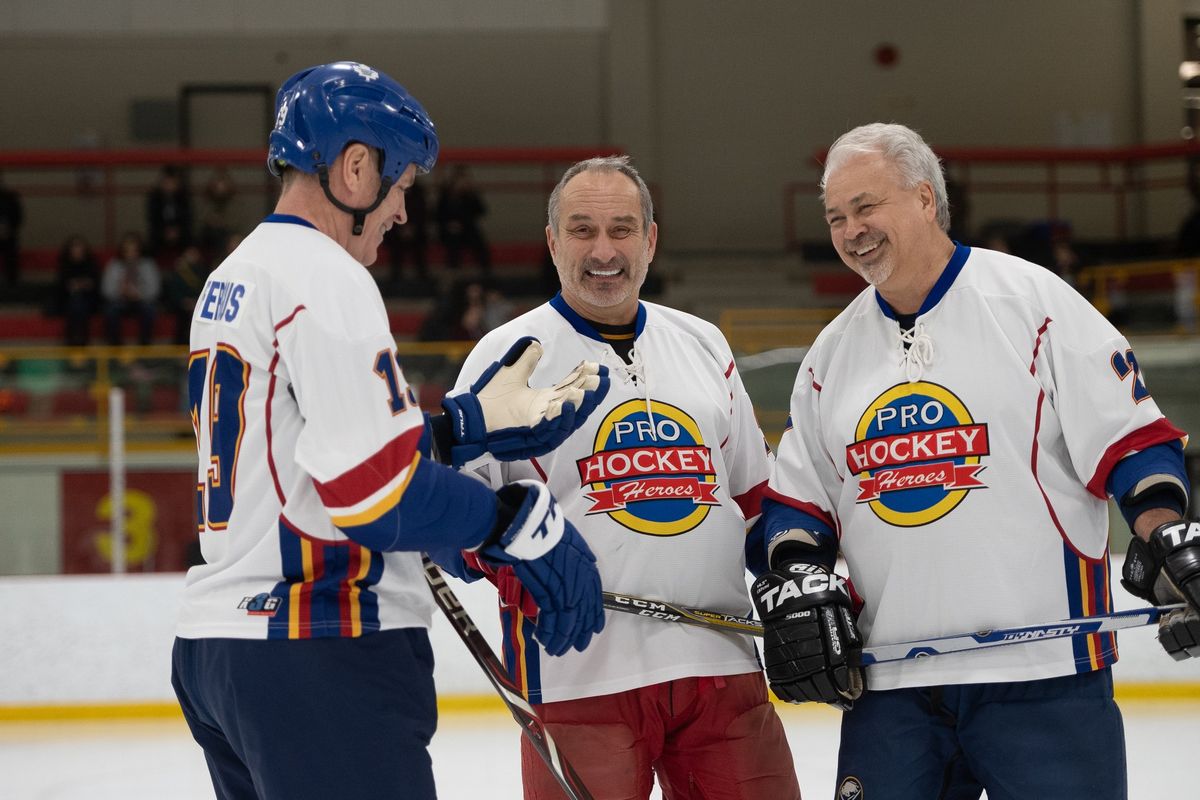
left=849, top=381, right=988, bottom=526
left=577, top=399, right=718, bottom=535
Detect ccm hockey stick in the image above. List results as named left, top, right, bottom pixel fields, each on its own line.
left=602, top=590, right=1185, bottom=666
left=423, top=556, right=594, bottom=800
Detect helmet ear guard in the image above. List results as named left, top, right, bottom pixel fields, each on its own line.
left=268, top=61, right=438, bottom=234
left=316, top=166, right=393, bottom=237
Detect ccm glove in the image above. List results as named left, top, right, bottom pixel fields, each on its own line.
left=751, top=562, right=865, bottom=709
left=476, top=479, right=605, bottom=657
left=1121, top=519, right=1200, bottom=660
left=441, top=337, right=608, bottom=468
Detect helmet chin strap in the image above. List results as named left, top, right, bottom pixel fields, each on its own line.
left=316, top=167, right=394, bottom=236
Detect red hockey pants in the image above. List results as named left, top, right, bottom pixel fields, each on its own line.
left=521, top=671, right=801, bottom=800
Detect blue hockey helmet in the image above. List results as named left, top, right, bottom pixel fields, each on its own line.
left=267, top=61, right=438, bottom=184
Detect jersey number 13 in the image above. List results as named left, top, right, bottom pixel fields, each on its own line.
left=189, top=345, right=250, bottom=532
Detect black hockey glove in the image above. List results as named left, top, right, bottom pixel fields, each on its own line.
left=1121, top=519, right=1200, bottom=660
left=750, top=562, right=865, bottom=709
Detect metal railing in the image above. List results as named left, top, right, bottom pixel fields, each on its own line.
left=1076, top=258, right=1200, bottom=328
left=0, top=147, right=616, bottom=254
left=0, top=341, right=478, bottom=455
left=717, top=307, right=842, bottom=355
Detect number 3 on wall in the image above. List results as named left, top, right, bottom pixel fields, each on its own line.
left=189, top=345, right=250, bottom=532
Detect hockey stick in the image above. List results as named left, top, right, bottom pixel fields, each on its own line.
left=603, top=592, right=764, bottom=635
left=601, top=590, right=1185, bottom=666
left=423, top=556, right=594, bottom=800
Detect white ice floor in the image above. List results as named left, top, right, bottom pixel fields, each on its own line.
left=2, top=701, right=1197, bottom=799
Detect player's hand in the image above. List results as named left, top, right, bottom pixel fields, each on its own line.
left=1121, top=519, right=1200, bottom=660
left=750, top=562, right=864, bottom=709
left=441, top=337, right=608, bottom=468
left=476, top=479, right=605, bottom=657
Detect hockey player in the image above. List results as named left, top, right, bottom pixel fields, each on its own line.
left=436, top=156, right=801, bottom=799
left=171, top=62, right=608, bottom=800
left=751, top=122, right=1200, bottom=799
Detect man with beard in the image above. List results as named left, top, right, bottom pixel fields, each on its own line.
left=752, top=122, right=1198, bottom=799
left=435, top=156, right=801, bottom=799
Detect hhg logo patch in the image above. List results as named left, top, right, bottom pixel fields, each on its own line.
left=848, top=381, right=988, bottom=526
left=577, top=399, right=719, bottom=536
left=238, top=593, right=281, bottom=617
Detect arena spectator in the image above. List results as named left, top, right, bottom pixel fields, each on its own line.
left=162, top=244, right=211, bottom=345
left=0, top=172, right=23, bottom=287
left=436, top=164, right=491, bottom=275
left=101, top=232, right=161, bottom=345
left=54, top=234, right=101, bottom=346
left=383, top=175, right=431, bottom=291
left=146, top=164, right=193, bottom=261
left=198, top=168, right=237, bottom=259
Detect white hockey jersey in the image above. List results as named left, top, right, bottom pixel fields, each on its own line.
left=176, top=216, right=435, bottom=640
left=768, top=244, right=1186, bottom=690
left=456, top=295, right=770, bottom=703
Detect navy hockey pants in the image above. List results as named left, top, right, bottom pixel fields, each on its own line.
left=835, top=668, right=1126, bottom=800
left=172, top=628, right=438, bottom=800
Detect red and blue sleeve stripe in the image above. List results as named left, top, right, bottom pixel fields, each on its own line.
left=499, top=605, right=543, bottom=704
left=313, top=426, right=497, bottom=553
left=268, top=515, right=386, bottom=640
left=1086, top=418, right=1188, bottom=500
left=312, top=426, right=424, bottom=539
left=734, top=480, right=768, bottom=522
left=1061, top=543, right=1117, bottom=672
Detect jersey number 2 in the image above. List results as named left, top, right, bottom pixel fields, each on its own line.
left=189, top=345, right=250, bottom=531
left=1111, top=349, right=1150, bottom=403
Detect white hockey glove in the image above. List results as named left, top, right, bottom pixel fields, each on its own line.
left=1121, top=519, right=1200, bottom=660
left=441, top=337, right=608, bottom=468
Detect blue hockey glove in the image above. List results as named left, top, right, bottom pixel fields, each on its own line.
left=477, top=479, right=605, bottom=657
left=1122, top=519, right=1200, bottom=660
left=441, top=337, right=608, bottom=468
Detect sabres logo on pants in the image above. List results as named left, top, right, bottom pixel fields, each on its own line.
left=838, top=777, right=864, bottom=800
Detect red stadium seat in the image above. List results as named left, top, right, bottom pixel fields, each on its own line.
left=149, top=384, right=182, bottom=415
left=50, top=387, right=99, bottom=416
left=0, top=388, right=31, bottom=416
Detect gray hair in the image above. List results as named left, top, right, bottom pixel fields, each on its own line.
left=820, top=123, right=950, bottom=233
left=547, top=155, right=654, bottom=235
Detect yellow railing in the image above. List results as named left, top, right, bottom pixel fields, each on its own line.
left=0, top=342, right=478, bottom=455
left=718, top=307, right=843, bottom=354
left=1076, top=258, right=1200, bottom=326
